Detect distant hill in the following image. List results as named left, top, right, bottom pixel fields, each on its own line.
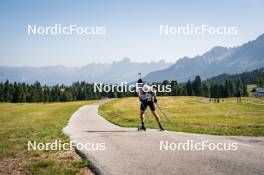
left=0, top=58, right=171, bottom=85
left=144, top=34, right=264, bottom=82
left=206, top=67, right=264, bottom=85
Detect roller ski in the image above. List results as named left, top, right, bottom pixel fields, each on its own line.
left=138, top=123, right=146, bottom=131
left=159, top=122, right=165, bottom=132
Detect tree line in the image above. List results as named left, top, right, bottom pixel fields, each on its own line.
left=156, top=76, right=248, bottom=98
left=0, top=67, right=263, bottom=103
left=0, top=76, right=254, bottom=103
left=0, top=81, right=134, bottom=103
left=207, top=67, right=264, bottom=85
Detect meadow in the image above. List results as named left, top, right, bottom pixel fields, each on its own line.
left=0, top=101, right=95, bottom=175
left=99, top=97, right=264, bottom=136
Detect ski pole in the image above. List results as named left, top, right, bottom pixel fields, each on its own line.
left=156, top=103, right=174, bottom=127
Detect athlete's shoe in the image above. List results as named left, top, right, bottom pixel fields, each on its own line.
left=159, top=123, right=165, bottom=131
left=138, top=124, right=146, bottom=131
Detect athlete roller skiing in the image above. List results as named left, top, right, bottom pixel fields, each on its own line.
left=136, top=78, right=164, bottom=131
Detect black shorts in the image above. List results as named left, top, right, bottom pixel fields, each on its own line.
left=140, top=100, right=155, bottom=112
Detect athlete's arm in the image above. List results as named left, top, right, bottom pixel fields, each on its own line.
left=136, top=88, right=142, bottom=101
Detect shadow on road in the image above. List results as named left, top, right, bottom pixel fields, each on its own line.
left=84, top=130, right=138, bottom=133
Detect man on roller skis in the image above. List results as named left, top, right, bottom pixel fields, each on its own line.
left=136, top=79, right=164, bottom=131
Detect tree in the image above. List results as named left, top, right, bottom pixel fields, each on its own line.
left=210, top=81, right=218, bottom=98
left=62, top=90, right=73, bottom=102
left=202, top=82, right=209, bottom=97
left=28, top=82, right=43, bottom=102
left=43, top=86, right=51, bottom=102
left=170, top=80, right=178, bottom=96
left=13, top=82, right=24, bottom=102
left=218, top=84, right=225, bottom=98
left=162, top=80, right=170, bottom=96
left=186, top=80, right=193, bottom=96
left=223, top=80, right=230, bottom=98
left=0, top=83, right=5, bottom=102
left=192, top=76, right=202, bottom=96
left=242, top=81, right=248, bottom=96
left=257, top=77, right=264, bottom=87
left=236, top=77, right=243, bottom=89
left=4, top=80, right=14, bottom=102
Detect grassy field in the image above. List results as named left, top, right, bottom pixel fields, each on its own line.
left=99, top=97, right=264, bottom=136
left=0, top=101, right=95, bottom=175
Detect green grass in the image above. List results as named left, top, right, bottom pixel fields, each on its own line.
left=99, top=97, right=264, bottom=136
left=0, top=101, right=95, bottom=174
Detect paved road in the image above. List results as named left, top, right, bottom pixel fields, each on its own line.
left=63, top=104, right=264, bottom=175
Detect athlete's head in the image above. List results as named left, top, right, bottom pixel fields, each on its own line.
left=137, top=79, right=143, bottom=84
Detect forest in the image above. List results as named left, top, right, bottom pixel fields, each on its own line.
left=0, top=68, right=263, bottom=103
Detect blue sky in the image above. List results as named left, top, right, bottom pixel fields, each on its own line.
left=0, top=0, right=264, bottom=66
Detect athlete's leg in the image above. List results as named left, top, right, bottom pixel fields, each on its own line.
left=151, top=110, right=161, bottom=123
left=140, top=100, right=147, bottom=129
left=148, top=101, right=160, bottom=122
left=140, top=110, right=145, bottom=122
left=149, top=101, right=164, bottom=130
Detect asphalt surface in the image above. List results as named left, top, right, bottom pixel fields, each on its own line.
left=63, top=104, right=264, bottom=175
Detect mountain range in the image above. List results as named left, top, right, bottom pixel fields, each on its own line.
left=144, top=34, right=264, bottom=82
left=0, top=58, right=171, bottom=85
left=1, top=34, right=264, bottom=85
